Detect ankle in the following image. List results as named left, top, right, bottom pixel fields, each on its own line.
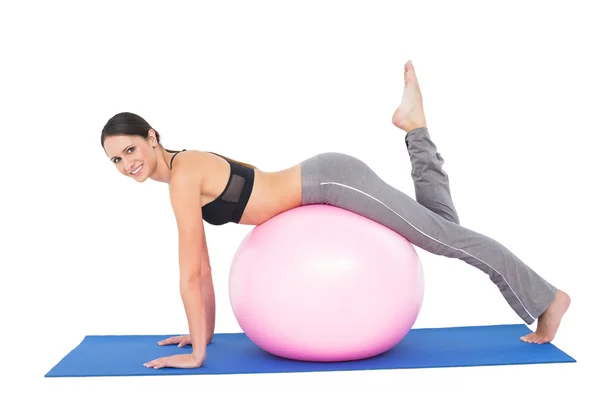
left=404, top=123, right=427, bottom=134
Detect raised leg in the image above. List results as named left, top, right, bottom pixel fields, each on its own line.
left=389, top=61, right=459, bottom=224
left=405, top=127, right=460, bottom=224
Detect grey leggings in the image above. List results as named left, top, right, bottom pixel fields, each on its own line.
left=300, top=127, right=556, bottom=324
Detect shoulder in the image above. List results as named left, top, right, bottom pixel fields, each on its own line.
left=169, top=150, right=204, bottom=186
left=169, top=150, right=220, bottom=186
left=167, top=151, right=208, bottom=219
left=170, top=150, right=232, bottom=192
left=167, top=150, right=228, bottom=211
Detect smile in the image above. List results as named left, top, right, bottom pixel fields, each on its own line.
left=130, top=164, right=143, bottom=176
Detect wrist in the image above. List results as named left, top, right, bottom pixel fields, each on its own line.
left=192, top=351, right=206, bottom=365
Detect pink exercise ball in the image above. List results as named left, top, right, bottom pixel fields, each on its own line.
left=228, top=204, right=424, bottom=362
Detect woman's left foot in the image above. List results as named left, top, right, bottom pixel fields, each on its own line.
left=392, top=60, right=427, bottom=133
left=520, top=289, right=571, bottom=344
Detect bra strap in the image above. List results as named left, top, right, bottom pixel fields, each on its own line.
left=167, top=149, right=186, bottom=169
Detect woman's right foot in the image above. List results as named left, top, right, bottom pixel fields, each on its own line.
left=392, top=60, right=428, bottom=133
left=520, top=289, right=571, bottom=344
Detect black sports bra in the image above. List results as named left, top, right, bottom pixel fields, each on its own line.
left=167, top=149, right=255, bottom=225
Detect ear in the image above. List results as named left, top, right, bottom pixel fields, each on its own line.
left=147, top=129, right=158, bottom=147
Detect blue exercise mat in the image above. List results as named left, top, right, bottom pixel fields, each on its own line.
left=45, top=324, right=575, bottom=377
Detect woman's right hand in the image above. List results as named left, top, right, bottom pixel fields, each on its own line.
left=157, top=335, right=192, bottom=348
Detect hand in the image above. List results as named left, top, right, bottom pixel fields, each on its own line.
left=157, top=335, right=191, bottom=348
left=144, top=352, right=205, bottom=369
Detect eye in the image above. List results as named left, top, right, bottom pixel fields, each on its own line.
left=112, top=157, right=121, bottom=164
left=127, top=147, right=135, bottom=153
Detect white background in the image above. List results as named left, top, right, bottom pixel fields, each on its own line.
left=1, top=0, right=598, bottom=399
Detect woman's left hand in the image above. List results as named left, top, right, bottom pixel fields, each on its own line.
left=144, top=352, right=205, bottom=369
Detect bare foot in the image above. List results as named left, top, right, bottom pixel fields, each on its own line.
left=520, top=289, right=571, bottom=344
left=392, top=60, right=427, bottom=133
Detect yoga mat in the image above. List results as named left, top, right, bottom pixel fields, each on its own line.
left=45, top=324, right=575, bottom=377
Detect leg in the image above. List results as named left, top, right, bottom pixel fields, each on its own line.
left=388, top=60, right=570, bottom=342
left=301, top=152, right=569, bottom=341
left=389, top=61, right=459, bottom=224
left=404, top=126, right=460, bottom=224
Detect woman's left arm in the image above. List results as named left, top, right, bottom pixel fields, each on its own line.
left=201, top=271, right=216, bottom=344
left=144, top=171, right=211, bottom=370
left=165, top=171, right=212, bottom=366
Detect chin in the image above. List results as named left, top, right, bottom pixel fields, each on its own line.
left=133, top=174, right=149, bottom=183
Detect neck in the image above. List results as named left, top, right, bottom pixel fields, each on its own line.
left=149, top=146, right=174, bottom=183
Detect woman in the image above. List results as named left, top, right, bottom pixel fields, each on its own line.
left=101, top=60, right=570, bottom=370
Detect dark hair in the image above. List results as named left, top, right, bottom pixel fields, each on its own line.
left=100, top=111, right=258, bottom=170
left=101, top=112, right=161, bottom=148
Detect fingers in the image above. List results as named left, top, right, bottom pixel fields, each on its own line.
left=144, top=358, right=168, bottom=369
left=157, top=335, right=185, bottom=346
left=177, top=339, right=191, bottom=347
left=144, top=354, right=201, bottom=370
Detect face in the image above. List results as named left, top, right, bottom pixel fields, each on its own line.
left=103, top=131, right=158, bottom=182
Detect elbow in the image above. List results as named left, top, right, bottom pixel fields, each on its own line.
left=180, top=273, right=203, bottom=290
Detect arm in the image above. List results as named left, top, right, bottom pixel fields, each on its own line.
left=201, top=271, right=216, bottom=344
left=169, top=173, right=211, bottom=362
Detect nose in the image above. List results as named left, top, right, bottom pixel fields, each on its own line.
left=123, top=156, right=136, bottom=172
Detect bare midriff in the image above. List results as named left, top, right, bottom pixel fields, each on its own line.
left=239, top=165, right=302, bottom=225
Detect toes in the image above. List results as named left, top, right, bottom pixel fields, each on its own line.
left=520, top=334, right=538, bottom=343
left=534, top=335, right=549, bottom=344
left=520, top=332, right=551, bottom=344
